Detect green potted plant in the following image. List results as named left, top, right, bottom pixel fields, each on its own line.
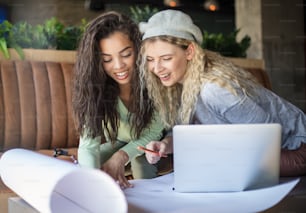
left=0, top=20, right=18, bottom=59
left=129, top=5, right=159, bottom=24
left=0, top=17, right=87, bottom=60
left=201, top=29, right=251, bottom=58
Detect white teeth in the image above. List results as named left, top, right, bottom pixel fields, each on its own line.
left=116, top=71, right=127, bottom=76
left=160, top=73, right=170, bottom=78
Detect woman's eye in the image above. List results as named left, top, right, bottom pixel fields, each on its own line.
left=102, top=58, right=112, bottom=63
left=146, top=57, right=153, bottom=62
left=122, top=52, right=132, bottom=58
left=101, top=54, right=112, bottom=63
left=163, top=57, right=172, bottom=61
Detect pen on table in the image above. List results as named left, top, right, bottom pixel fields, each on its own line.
left=137, top=146, right=167, bottom=157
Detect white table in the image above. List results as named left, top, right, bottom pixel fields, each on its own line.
left=8, top=197, right=38, bottom=213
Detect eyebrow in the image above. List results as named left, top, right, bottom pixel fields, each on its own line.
left=101, top=46, right=133, bottom=56
left=147, top=53, right=173, bottom=58
left=160, top=54, right=173, bottom=57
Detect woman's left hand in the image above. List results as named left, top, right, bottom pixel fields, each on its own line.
left=102, top=150, right=133, bottom=189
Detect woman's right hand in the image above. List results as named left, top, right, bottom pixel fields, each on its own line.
left=145, top=141, right=165, bottom=164
left=145, top=136, right=173, bottom=164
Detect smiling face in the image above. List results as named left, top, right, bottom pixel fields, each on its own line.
left=144, top=40, right=194, bottom=87
left=99, top=31, right=136, bottom=86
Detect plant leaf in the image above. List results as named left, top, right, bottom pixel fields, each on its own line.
left=11, top=44, right=25, bottom=60
left=0, top=37, right=9, bottom=58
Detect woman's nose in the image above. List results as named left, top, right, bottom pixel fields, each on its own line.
left=113, top=57, right=124, bottom=69
left=153, top=61, right=162, bottom=73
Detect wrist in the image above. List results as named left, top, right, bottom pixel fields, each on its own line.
left=160, top=138, right=173, bottom=154
left=160, top=139, right=168, bottom=150
left=116, top=150, right=129, bottom=164
left=161, top=139, right=168, bottom=145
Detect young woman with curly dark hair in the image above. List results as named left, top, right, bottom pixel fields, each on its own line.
left=72, top=11, right=164, bottom=188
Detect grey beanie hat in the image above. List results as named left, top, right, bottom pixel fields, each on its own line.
left=139, top=9, right=203, bottom=44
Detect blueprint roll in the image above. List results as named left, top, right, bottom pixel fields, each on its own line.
left=0, top=148, right=127, bottom=213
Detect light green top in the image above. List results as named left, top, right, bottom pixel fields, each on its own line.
left=78, top=98, right=164, bottom=168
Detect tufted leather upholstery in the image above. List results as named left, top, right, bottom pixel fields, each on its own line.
left=245, top=68, right=271, bottom=90
left=0, top=61, right=79, bottom=152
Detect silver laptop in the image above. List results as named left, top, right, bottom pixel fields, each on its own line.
left=173, top=123, right=282, bottom=192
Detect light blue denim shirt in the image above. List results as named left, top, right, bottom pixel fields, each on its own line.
left=192, top=82, right=306, bottom=150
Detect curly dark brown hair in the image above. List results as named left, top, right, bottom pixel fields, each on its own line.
left=72, top=11, right=155, bottom=143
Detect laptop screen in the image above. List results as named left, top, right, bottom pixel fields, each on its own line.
left=173, top=123, right=282, bottom=192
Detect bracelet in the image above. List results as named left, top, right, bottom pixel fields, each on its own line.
left=53, top=148, right=78, bottom=164
left=53, top=147, right=68, bottom=157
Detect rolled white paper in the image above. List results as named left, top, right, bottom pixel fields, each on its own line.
left=0, top=148, right=127, bottom=213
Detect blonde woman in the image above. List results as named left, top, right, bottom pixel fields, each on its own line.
left=138, top=9, right=306, bottom=177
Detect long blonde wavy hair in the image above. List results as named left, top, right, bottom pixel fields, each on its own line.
left=138, top=36, right=259, bottom=129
